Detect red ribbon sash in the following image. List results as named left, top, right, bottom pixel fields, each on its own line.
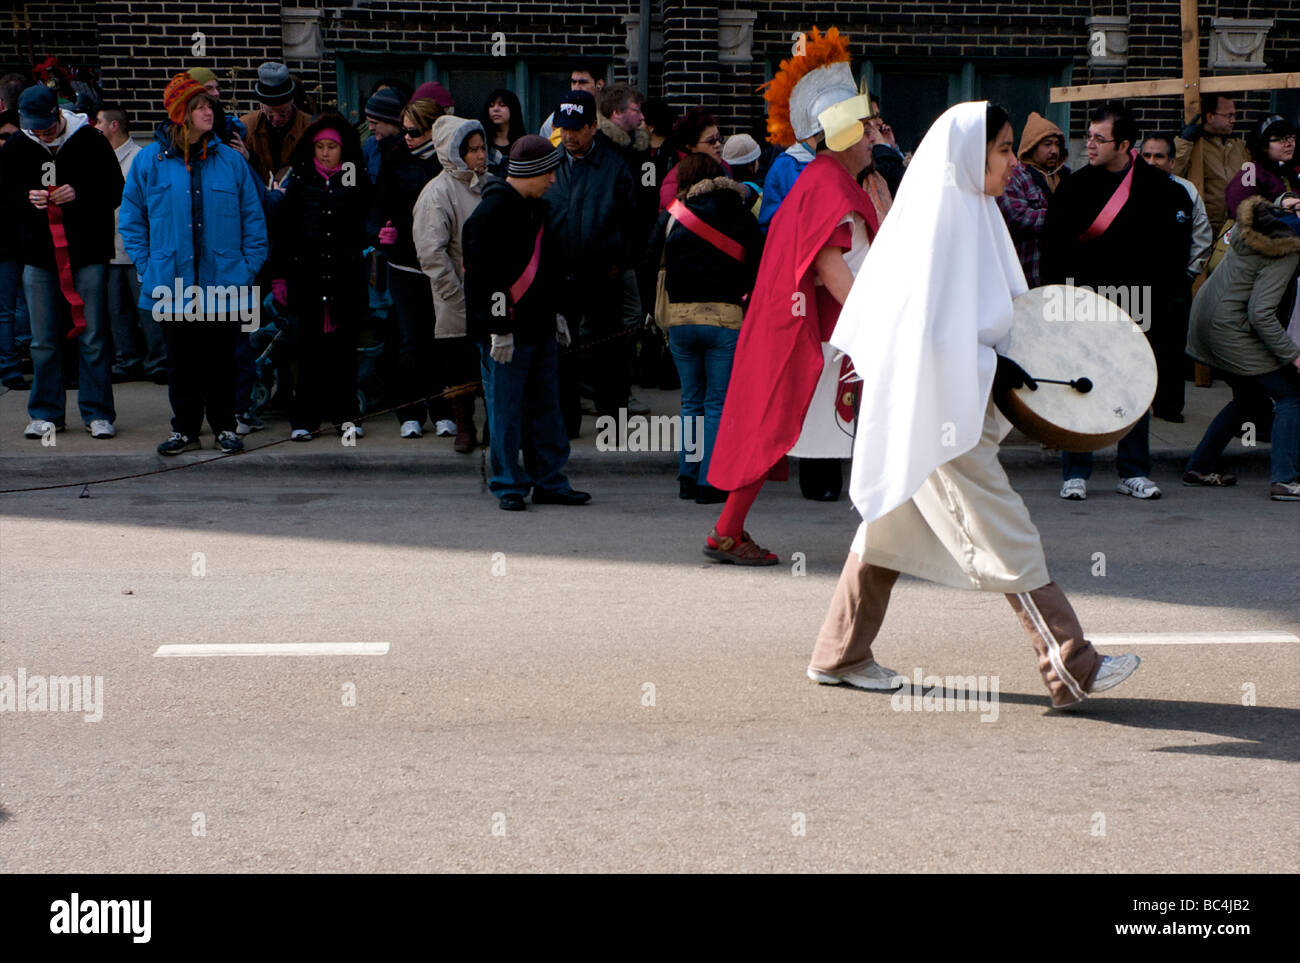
left=508, top=225, right=544, bottom=310
left=667, top=199, right=746, bottom=263
left=1078, top=149, right=1137, bottom=243
left=46, top=201, right=87, bottom=339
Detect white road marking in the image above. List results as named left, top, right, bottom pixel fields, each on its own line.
left=1089, top=632, right=1299, bottom=646
left=154, top=642, right=389, bottom=657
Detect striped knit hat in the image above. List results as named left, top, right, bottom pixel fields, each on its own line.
left=163, top=72, right=210, bottom=169
left=507, top=134, right=561, bottom=177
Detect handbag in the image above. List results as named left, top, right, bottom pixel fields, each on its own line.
left=653, top=215, right=675, bottom=334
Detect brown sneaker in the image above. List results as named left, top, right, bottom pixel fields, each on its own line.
left=1269, top=481, right=1300, bottom=501
left=1182, top=470, right=1236, bottom=487
left=703, top=528, right=779, bottom=566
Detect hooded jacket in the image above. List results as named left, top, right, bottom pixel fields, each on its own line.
left=367, top=135, right=443, bottom=270
left=1, top=108, right=123, bottom=269
left=270, top=113, right=371, bottom=319
left=646, top=176, right=762, bottom=307
left=1187, top=195, right=1300, bottom=376
left=462, top=175, right=557, bottom=344
left=118, top=123, right=267, bottom=313
left=996, top=112, right=1071, bottom=287
left=413, top=116, right=485, bottom=338
left=1016, top=112, right=1069, bottom=193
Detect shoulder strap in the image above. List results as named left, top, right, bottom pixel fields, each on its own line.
left=667, top=198, right=746, bottom=262
left=508, top=224, right=544, bottom=305
left=1078, top=150, right=1137, bottom=242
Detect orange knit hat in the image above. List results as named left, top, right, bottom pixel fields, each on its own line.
left=163, top=72, right=205, bottom=124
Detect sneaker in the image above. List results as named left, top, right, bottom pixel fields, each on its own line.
left=806, top=660, right=904, bottom=691
left=1182, top=470, right=1236, bottom=487
left=235, top=411, right=266, bottom=435
left=1116, top=476, right=1161, bottom=499
left=157, top=432, right=199, bottom=455
left=400, top=419, right=423, bottom=439
left=336, top=422, right=365, bottom=439
left=434, top=418, right=456, bottom=437
left=627, top=394, right=650, bottom=416
left=290, top=429, right=313, bottom=442
left=85, top=419, right=116, bottom=439
left=214, top=430, right=244, bottom=454
left=1060, top=478, right=1087, bottom=500
left=1270, top=481, right=1300, bottom=501
left=703, top=528, right=778, bottom=566
left=24, top=419, right=63, bottom=439
left=1089, top=653, right=1141, bottom=694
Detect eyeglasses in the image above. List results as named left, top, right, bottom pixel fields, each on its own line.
left=402, top=127, right=423, bottom=137
left=698, top=135, right=722, bottom=146
left=1084, top=134, right=1115, bottom=145
left=1269, top=135, right=1297, bottom=144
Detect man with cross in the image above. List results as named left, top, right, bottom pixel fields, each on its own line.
left=1174, top=92, right=1250, bottom=236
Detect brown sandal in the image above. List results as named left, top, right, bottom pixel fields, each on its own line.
left=703, top=528, right=779, bottom=566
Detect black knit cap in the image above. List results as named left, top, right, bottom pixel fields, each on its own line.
left=508, top=134, right=561, bottom=177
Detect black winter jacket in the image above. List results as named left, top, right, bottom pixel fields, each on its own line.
left=463, top=176, right=558, bottom=344
left=1, top=112, right=123, bottom=269
left=543, top=136, right=639, bottom=279
left=367, top=140, right=442, bottom=270
left=273, top=114, right=372, bottom=319
left=646, top=176, right=763, bottom=306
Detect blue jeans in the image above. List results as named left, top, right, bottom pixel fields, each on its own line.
left=0, top=259, right=29, bottom=381
left=478, top=338, right=572, bottom=499
left=668, top=323, right=738, bottom=484
left=108, top=265, right=167, bottom=375
left=1187, top=366, right=1300, bottom=484
left=23, top=263, right=115, bottom=426
left=1062, top=410, right=1151, bottom=480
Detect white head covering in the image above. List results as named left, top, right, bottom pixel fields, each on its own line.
left=830, top=100, right=1027, bottom=524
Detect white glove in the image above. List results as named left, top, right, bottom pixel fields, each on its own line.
left=556, top=314, right=571, bottom=347
left=489, top=333, right=515, bottom=364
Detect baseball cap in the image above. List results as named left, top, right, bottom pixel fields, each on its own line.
left=554, top=90, right=596, bottom=130
left=18, top=84, right=59, bottom=131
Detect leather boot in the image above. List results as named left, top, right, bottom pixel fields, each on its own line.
left=452, top=393, right=477, bottom=453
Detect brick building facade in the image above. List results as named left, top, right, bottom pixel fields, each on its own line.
left=3, top=2, right=1297, bottom=158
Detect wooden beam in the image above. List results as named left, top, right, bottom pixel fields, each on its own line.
left=1180, top=0, right=1199, bottom=123
left=1050, top=71, right=1300, bottom=103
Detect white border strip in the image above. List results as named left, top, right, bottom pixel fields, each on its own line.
left=1090, top=632, right=1298, bottom=646
left=154, top=643, right=390, bottom=657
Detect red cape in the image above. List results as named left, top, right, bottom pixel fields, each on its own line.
left=707, top=154, right=879, bottom=491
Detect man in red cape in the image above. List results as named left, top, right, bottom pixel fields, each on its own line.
left=703, top=31, right=882, bottom=564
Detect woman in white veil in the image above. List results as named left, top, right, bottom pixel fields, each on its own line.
left=804, top=101, right=1141, bottom=709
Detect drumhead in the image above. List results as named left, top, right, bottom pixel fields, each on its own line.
left=996, top=285, right=1157, bottom=451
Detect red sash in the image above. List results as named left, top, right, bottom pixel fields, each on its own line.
left=1078, top=150, right=1137, bottom=242
left=508, top=225, right=544, bottom=309
left=667, top=199, right=746, bottom=263
left=46, top=202, right=87, bottom=338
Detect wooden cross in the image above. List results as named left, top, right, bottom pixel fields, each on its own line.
left=1049, top=0, right=1298, bottom=123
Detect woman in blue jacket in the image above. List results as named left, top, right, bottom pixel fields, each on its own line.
left=119, top=72, right=268, bottom=455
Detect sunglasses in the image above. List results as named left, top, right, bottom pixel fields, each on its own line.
left=402, top=126, right=423, bottom=137
left=699, top=135, right=722, bottom=146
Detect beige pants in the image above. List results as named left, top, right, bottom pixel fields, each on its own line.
left=809, top=558, right=1103, bottom=707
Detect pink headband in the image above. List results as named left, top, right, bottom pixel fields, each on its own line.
left=313, top=128, right=342, bottom=145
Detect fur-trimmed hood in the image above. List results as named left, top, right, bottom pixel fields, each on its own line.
left=1232, top=194, right=1300, bottom=257
left=596, top=113, right=649, bottom=152
left=683, top=176, right=747, bottom=201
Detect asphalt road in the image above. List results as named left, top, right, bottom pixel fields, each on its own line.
left=1, top=464, right=1297, bottom=872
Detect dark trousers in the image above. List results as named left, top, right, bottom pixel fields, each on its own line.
left=291, top=321, right=359, bottom=432
left=1062, top=411, right=1151, bottom=480
left=1187, top=366, right=1300, bottom=484
left=435, top=334, right=480, bottom=395
left=161, top=318, right=238, bottom=437
left=389, top=267, right=435, bottom=424
left=562, top=277, right=630, bottom=429
left=479, top=337, right=571, bottom=498
left=1150, top=297, right=1191, bottom=418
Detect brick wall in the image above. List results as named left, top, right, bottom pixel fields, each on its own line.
left=2, top=1, right=1296, bottom=152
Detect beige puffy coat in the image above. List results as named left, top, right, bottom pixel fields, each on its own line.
left=413, top=116, right=485, bottom=338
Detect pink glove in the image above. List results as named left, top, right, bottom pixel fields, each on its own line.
left=271, top=279, right=288, bottom=306
left=378, top=220, right=397, bottom=246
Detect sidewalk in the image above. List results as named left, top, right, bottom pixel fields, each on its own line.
left=0, top=379, right=1270, bottom=489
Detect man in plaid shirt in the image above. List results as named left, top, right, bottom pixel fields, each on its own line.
left=996, top=111, right=1070, bottom=287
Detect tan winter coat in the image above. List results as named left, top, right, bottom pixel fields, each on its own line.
left=1174, top=132, right=1250, bottom=235
left=413, top=116, right=485, bottom=338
